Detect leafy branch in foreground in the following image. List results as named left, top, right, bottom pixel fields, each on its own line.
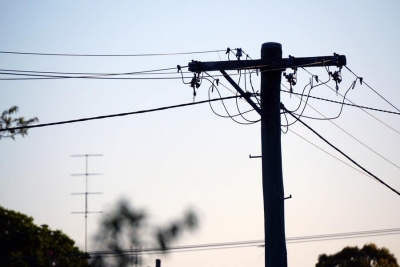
left=0, top=106, right=38, bottom=140
left=91, top=199, right=198, bottom=267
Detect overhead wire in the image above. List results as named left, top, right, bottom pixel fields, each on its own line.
left=0, top=96, right=241, bottom=132
left=0, top=67, right=188, bottom=76
left=205, top=78, right=259, bottom=125
left=87, top=227, right=400, bottom=257
left=0, top=60, right=330, bottom=81
left=202, top=71, right=260, bottom=124
left=280, top=90, right=400, bottom=116
left=301, top=67, right=400, bottom=135
left=344, top=65, right=400, bottom=113
left=283, top=105, right=400, bottom=196
left=0, top=49, right=226, bottom=57
left=0, top=69, right=248, bottom=81
left=288, top=129, right=374, bottom=180
left=285, top=88, right=400, bottom=172
left=290, top=78, right=358, bottom=121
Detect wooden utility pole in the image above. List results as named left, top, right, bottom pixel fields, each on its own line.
left=260, top=42, right=286, bottom=267
left=188, top=43, right=346, bottom=267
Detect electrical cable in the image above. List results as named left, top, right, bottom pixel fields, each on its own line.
left=87, top=227, right=400, bottom=256
left=291, top=79, right=356, bottom=121
left=288, top=92, right=400, bottom=172
left=289, top=129, right=374, bottom=180
left=344, top=65, right=400, bottom=112
left=203, top=72, right=260, bottom=124
left=0, top=96, right=241, bottom=132
left=280, top=89, right=400, bottom=116
left=283, top=105, right=400, bottom=196
left=281, top=112, right=289, bottom=134
left=0, top=67, right=188, bottom=76
left=206, top=80, right=259, bottom=125
left=0, top=71, right=191, bottom=80
left=301, top=68, right=400, bottom=135
left=235, top=91, right=261, bottom=124
left=0, top=69, right=243, bottom=81
left=0, top=50, right=225, bottom=57
left=281, top=66, right=334, bottom=126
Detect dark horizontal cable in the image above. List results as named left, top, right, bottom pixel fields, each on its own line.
left=0, top=64, right=324, bottom=81
left=0, top=69, right=243, bottom=81
left=0, top=71, right=250, bottom=81
left=0, top=50, right=225, bottom=57
left=0, top=75, right=187, bottom=80
left=283, top=105, right=400, bottom=196
left=281, top=89, right=400, bottom=115
left=88, top=227, right=400, bottom=256
left=0, top=96, right=240, bottom=132
left=0, top=67, right=186, bottom=76
left=344, top=65, right=400, bottom=112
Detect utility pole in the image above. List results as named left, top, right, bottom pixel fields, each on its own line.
left=260, top=43, right=286, bottom=267
left=188, top=42, right=346, bottom=267
left=71, top=154, right=103, bottom=253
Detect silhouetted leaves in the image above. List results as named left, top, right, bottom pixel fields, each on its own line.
left=316, top=243, right=399, bottom=267
left=0, top=105, right=38, bottom=140
left=0, top=206, right=89, bottom=266
left=92, top=199, right=198, bottom=267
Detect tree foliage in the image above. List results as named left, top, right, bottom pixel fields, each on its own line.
left=0, top=106, right=38, bottom=140
left=0, top=206, right=89, bottom=266
left=90, top=199, right=198, bottom=267
left=316, top=243, right=399, bottom=267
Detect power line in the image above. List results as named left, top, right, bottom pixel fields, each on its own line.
left=283, top=105, right=400, bottom=197
left=0, top=96, right=242, bottom=132
left=87, top=227, right=400, bottom=257
left=0, top=70, right=244, bottom=81
left=288, top=129, right=374, bottom=181
left=301, top=68, right=400, bottom=136
left=0, top=49, right=225, bottom=57
left=283, top=87, right=400, bottom=172
left=344, top=65, right=400, bottom=113
left=281, top=89, right=400, bottom=116
left=0, top=67, right=184, bottom=76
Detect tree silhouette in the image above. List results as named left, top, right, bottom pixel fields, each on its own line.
left=0, top=206, right=89, bottom=266
left=316, top=243, right=399, bottom=267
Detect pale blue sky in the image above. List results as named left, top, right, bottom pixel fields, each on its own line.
left=1, top=1, right=400, bottom=267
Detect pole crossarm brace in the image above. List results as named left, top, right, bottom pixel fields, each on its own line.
left=220, top=70, right=261, bottom=115
left=188, top=54, right=346, bottom=72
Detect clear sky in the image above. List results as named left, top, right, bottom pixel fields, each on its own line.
left=1, top=1, right=400, bottom=267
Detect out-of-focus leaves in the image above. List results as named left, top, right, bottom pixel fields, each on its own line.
left=0, top=106, right=38, bottom=140
left=93, top=199, right=198, bottom=267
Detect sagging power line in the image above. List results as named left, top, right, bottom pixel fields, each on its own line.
left=88, top=227, right=400, bottom=257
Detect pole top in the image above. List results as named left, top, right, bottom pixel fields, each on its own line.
left=262, top=42, right=282, bottom=49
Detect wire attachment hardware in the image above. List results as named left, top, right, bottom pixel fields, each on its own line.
left=283, top=67, right=297, bottom=94
left=190, top=72, right=201, bottom=101
left=310, top=75, right=319, bottom=88
left=235, top=48, right=242, bottom=60
left=330, top=67, right=342, bottom=92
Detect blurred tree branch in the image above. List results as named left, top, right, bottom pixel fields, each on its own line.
left=91, top=199, right=198, bottom=267
left=0, top=106, right=38, bottom=140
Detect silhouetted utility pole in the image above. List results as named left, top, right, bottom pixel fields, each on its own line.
left=188, top=42, right=346, bottom=267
